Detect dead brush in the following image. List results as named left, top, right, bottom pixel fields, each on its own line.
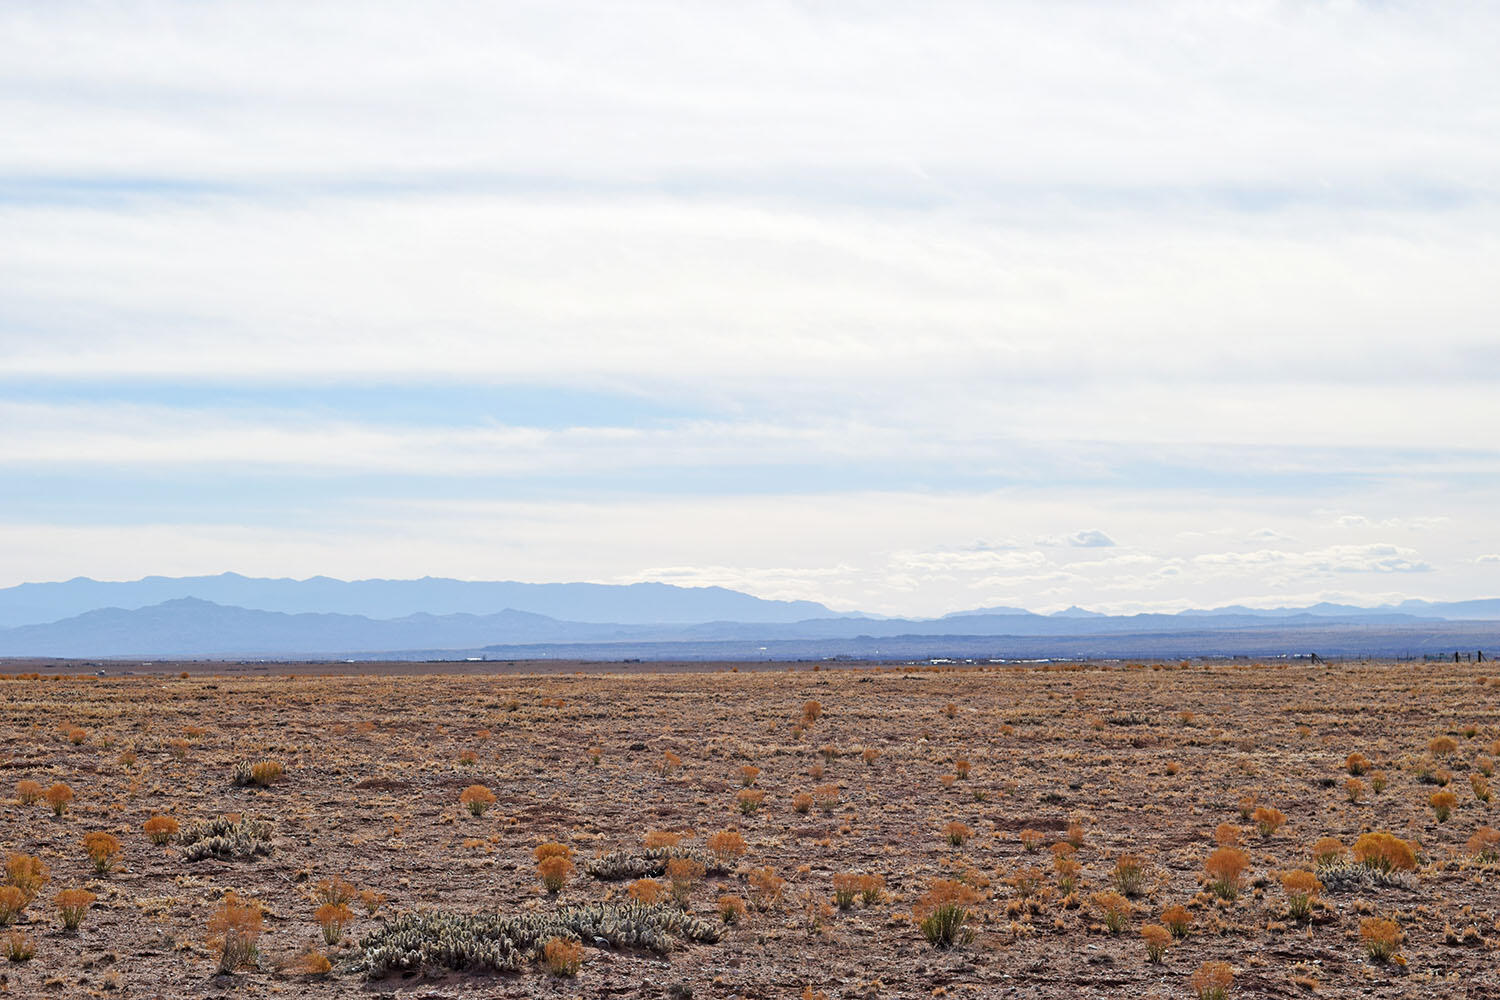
left=1112, top=854, right=1146, bottom=897
left=1312, top=837, right=1345, bottom=866
left=736, top=789, right=765, bottom=815
left=813, top=785, right=840, bottom=813
left=81, top=832, right=121, bottom=874
left=315, top=902, right=352, bottom=944
left=1141, top=922, right=1171, bottom=962
left=312, top=876, right=356, bottom=907
left=913, top=879, right=979, bottom=948
left=208, top=891, right=263, bottom=974
left=233, top=760, right=284, bottom=788
left=718, top=894, right=747, bottom=924
left=1019, top=828, right=1045, bottom=852
left=53, top=888, right=95, bottom=931
left=1252, top=806, right=1285, bottom=838
left=1360, top=917, right=1401, bottom=963
left=791, top=792, right=813, bottom=814
left=627, top=878, right=663, bottom=904
left=459, top=784, right=496, bottom=816
left=1204, top=847, right=1249, bottom=900
left=14, top=780, right=42, bottom=806
left=542, top=936, right=583, bottom=977
left=2, top=930, right=34, bottom=962
left=1092, top=890, right=1131, bottom=933
left=144, top=815, right=180, bottom=845
left=1346, top=752, right=1370, bottom=776
left=1472, top=773, right=1492, bottom=803
left=1465, top=826, right=1500, bottom=862
left=1280, top=870, right=1322, bottom=920
left=944, top=821, right=972, bottom=847
left=1190, top=960, right=1234, bottom=1000
left=831, top=873, right=861, bottom=909
left=665, top=857, right=704, bottom=906
left=4, top=854, right=49, bottom=908
left=739, top=765, right=760, bottom=787
left=46, top=782, right=73, bottom=816
left=706, top=830, right=746, bottom=867
left=1161, top=903, right=1193, bottom=938
left=538, top=855, right=575, bottom=894
left=748, top=867, right=785, bottom=910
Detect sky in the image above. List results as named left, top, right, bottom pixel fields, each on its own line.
left=2, top=1, right=1498, bottom=617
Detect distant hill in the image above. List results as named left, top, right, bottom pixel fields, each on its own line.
left=0, top=573, right=843, bottom=629
left=2, top=595, right=1498, bottom=660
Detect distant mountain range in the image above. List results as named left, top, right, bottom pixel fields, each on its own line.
left=0, top=573, right=1496, bottom=660
left=0, top=572, right=839, bottom=629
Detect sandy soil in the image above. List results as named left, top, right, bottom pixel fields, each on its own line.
left=1, top=660, right=1498, bottom=998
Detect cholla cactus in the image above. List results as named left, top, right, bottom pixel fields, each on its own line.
left=179, top=816, right=274, bottom=862
left=583, top=846, right=726, bottom=881
left=353, top=902, right=722, bottom=978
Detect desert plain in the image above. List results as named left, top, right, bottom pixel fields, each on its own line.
left=1, top=658, right=1498, bottom=999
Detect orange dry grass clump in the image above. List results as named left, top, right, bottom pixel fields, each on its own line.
left=739, top=765, right=761, bottom=787
left=1141, top=923, right=1171, bottom=962
left=207, top=892, right=263, bottom=973
left=736, top=789, right=766, bottom=814
left=1430, top=790, right=1457, bottom=821
left=1312, top=837, right=1345, bottom=865
left=46, top=782, right=74, bottom=816
left=15, top=781, right=43, bottom=806
left=1467, top=826, right=1500, bottom=861
left=1352, top=832, right=1418, bottom=873
left=315, top=902, right=352, bottom=944
left=913, top=879, right=980, bottom=947
left=1252, top=806, right=1285, bottom=837
left=4, top=854, right=49, bottom=905
left=53, top=888, right=95, bottom=930
left=534, top=842, right=573, bottom=863
left=459, top=784, right=496, bottom=816
left=748, top=867, right=785, bottom=910
left=1346, top=752, right=1370, bottom=775
left=543, top=936, right=582, bottom=976
left=143, top=815, right=180, bottom=845
left=1360, top=917, right=1401, bottom=962
left=718, top=894, right=748, bottom=924
left=1191, top=960, right=1234, bottom=1000
left=643, top=830, right=681, bottom=849
left=1280, top=870, right=1322, bottom=920
left=81, top=832, right=121, bottom=874
left=627, top=878, right=663, bottom=904
left=707, top=830, right=747, bottom=866
left=1204, top=847, right=1249, bottom=899
left=538, top=855, right=575, bottom=894
left=944, top=821, right=972, bottom=847
left=1161, top=903, right=1193, bottom=938
left=665, top=857, right=705, bottom=905
left=1214, top=823, right=1241, bottom=847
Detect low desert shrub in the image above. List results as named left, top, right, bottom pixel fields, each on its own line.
left=233, top=760, right=284, bottom=788
left=4, top=854, right=49, bottom=905
left=315, top=902, right=352, bottom=944
left=717, top=894, right=747, bottom=924
left=1280, top=870, right=1321, bottom=920
left=2, top=930, right=34, bottom=962
left=657, top=750, right=682, bottom=776
left=81, top=832, right=121, bottom=874
left=791, top=792, right=813, bottom=814
left=312, top=876, right=357, bottom=906
left=1472, top=774, right=1492, bottom=803
left=1346, top=752, right=1370, bottom=775
left=1141, top=922, right=1170, bottom=962
left=1431, top=790, right=1457, bottom=822
left=857, top=873, right=885, bottom=905
left=739, top=765, right=760, bottom=787
left=913, top=879, right=979, bottom=948
left=1360, top=917, right=1400, bottom=962
left=643, top=831, right=681, bottom=849
left=665, top=857, right=704, bottom=906
left=1161, top=903, right=1193, bottom=938
left=1369, top=770, right=1387, bottom=793
left=144, top=815, right=180, bottom=845
left=1204, top=847, right=1249, bottom=900
left=1113, top=854, right=1145, bottom=897
left=1312, top=837, right=1345, bottom=865
left=627, top=878, right=663, bottom=904
left=832, top=872, right=860, bottom=909
left=1466, top=826, right=1500, bottom=862
left=1351, top=832, right=1419, bottom=873
left=1345, top=778, right=1365, bottom=803
left=459, top=784, right=496, bottom=817
left=54, top=888, right=95, bottom=930
left=954, top=758, right=971, bottom=779
left=543, top=936, right=583, bottom=976
left=15, top=780, right=42, bottom=806
left=1093, top=890, right=1131, bottom=933
left=736, top=789, right=765, bottom=815
left=945, top=821, right=972, bottom=847
left=538, top=855, right=575, bottom=894
left=0, top=887, right=24, bottom=926
left=208, top=892, right=263, bottom=973
left=1253, top=806, right=1285, bottom=838
left=813, top=785, right=840, bottom=813
left=46, top=782, right=73, bottom=816
left=1191, top=960, right=1234, bottom=1000
left=1214, top=823, right=1241, bottom=847
left=1019, top=828, right=1044, bottom=852
left=707, top=830, right=746, bottom=866
left=1430, top=735, right=1459, bottom=758
left=748, top=867, right=785, bottom=910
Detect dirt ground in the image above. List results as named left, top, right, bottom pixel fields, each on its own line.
left=1, top=659, right=1498, bottom=999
